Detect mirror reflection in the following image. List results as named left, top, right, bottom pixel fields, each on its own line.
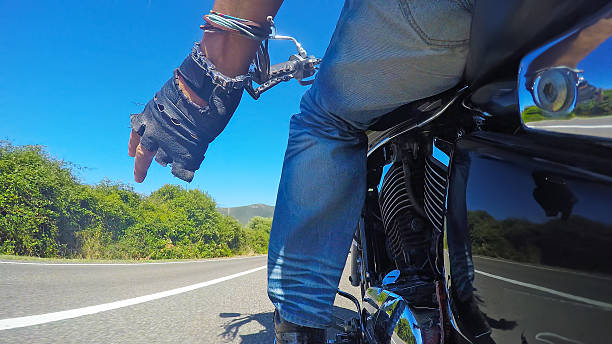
left=519, top=14, right=612, bottom=138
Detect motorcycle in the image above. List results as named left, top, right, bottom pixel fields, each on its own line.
left=257, top=1, right=612, bottom=343
left=334, top=2, right=612, bottom=344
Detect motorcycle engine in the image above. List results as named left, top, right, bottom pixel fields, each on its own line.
left=378, top=161, right=434, bottom=276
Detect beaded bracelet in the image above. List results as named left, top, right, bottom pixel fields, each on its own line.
left=200, top=10, right=272, bottom=41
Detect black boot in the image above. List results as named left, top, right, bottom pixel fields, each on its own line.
left=453, top=294, right=493, bottom=344
left=274, top=309, right=326, bottom=344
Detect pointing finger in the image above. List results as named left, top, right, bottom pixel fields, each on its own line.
left=134, top=144, right=156, bottom=183
left=128, top=129, right=141, bottom=158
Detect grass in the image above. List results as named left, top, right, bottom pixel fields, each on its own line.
left=0, top=254, right=265, bottom=264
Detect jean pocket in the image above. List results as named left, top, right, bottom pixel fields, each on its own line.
left=397, top=0, right=472, bottom=47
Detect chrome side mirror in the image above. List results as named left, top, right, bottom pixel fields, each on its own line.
left=518, top=5, right=612, bottom=139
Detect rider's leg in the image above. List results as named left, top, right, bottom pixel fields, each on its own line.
left=268, top=89, right=369, bottom=329
left=268, top=0, right=472, bottom=330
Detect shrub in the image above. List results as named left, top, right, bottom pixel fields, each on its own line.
left=0, top=142, right=269, bottom=260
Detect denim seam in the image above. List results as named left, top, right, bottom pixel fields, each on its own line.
left=452, top=0, right=473, bottom=14
left=396, top=0, right=470, bottom=48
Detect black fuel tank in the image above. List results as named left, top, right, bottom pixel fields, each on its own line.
left=445, top=131, right=612, bottom=344
left=465, top=0, right=610, bottom=89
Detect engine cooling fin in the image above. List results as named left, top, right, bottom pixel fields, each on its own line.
left=424, top=157, right=448, bottom=233
left=379, top=163, right=432, bottom=273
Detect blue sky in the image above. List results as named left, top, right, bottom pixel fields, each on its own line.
left=0, top=1, right=343, bottom=207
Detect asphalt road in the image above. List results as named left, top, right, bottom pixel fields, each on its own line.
left=472, top=255, right=612, bottom=344
left=0, top=256, right=359, bottom=344
left=5, top=253, right=611, bottom=344
left=527, top=116, right=612, bottom=138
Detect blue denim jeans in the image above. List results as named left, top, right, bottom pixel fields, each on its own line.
left=268, top=0, right=472, bottom=328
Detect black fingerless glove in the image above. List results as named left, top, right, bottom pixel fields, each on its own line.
left=131, top=43, right=249, bottom=182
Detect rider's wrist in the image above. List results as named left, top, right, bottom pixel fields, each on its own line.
left=198, top=9, right=275, bottom=78
left=200, top=31, right=259, bottom=77
left=177, top=42, right=250, bottom=103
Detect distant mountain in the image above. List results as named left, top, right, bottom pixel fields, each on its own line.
left=217, top=204, right=275, bottom=225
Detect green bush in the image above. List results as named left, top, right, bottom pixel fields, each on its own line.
left=0, top=144, right=77, bottom=256
left=243, top=217, right=272, bottom=254
left=0, top=142, right=268, bottom=259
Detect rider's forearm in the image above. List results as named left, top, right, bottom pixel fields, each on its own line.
left=206, top=1, right=284, bottom=76
left=130, top=1, right=284, bottom=183
left=528, top=17, right=612, bottom=72
left=179, top=0, right=284, bottom=106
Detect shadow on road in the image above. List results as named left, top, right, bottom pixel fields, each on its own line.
left=219, top=306, right=358, bottom=343
left=219, top=311, right=273, bottom=343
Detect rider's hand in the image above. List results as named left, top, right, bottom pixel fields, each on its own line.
left=127, top=1, right=285, bottom=183
left=128, top=43, right=248, bottom=183
left=128, top=75, right=208, bottom=183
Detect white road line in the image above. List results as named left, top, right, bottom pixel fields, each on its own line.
left=475, top=270, right=612, bottom=311
left=535, top=332, right=584, bottom=344
left=474, top=255, right=612, bottom=281
left=530, top=125, right=612, bottom=129
left=0, top=265, right=266, bottom=331
left=0, top=256, right=263, bottom=266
